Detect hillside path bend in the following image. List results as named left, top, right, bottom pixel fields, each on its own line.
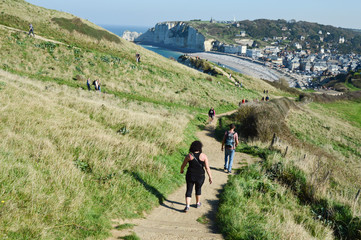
left=109, top=111, right=256, bottom=240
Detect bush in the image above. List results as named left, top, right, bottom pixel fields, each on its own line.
left=52, top=17, right=121, bottom=43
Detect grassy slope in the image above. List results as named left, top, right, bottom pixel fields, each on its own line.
left=0, top=1, right=278, bottom=239
left=0, top=0, right=262, bottom=110
left=0, top=70, right=192, bottom=239
left=216, top=98, right=361, bottom=239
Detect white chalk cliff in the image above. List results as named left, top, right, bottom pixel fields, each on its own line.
left=135, top=22, right=208, bottom=51
left=122, top=30, right=142, bottom=42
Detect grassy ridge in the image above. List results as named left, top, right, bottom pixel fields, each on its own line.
left=0, top=26, right=260, bottom=110
left=216, top=97, right=361, bottom=239
left=218, top=165, right=333, bottom=240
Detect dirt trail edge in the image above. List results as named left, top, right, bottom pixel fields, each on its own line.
left=109, top=111, right=255, bottom=240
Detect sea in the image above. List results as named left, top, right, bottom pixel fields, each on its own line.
left=101, top=25, right=184, bottom=59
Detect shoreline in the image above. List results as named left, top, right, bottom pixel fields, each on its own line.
left=136, top=42, right=310, bottom=89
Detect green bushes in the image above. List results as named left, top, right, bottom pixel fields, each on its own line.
left=52, top=17, right=121, bottom=43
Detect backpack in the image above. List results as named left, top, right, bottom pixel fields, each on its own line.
left=209, top=109, right=214, bottom=116
left=225, top=131, right=235, bottom=147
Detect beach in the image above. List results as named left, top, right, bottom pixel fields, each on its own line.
left=188, top=52, right=309, bottom=88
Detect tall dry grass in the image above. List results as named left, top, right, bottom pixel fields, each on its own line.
left=0, top=69, right=190, bottom=239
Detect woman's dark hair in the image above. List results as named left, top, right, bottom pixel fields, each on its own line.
left=229, top=123, right=235, bottom=129
left=189, top=141, right=203, bottom=153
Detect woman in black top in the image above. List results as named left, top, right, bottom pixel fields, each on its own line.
left=180, top=141, right=213, bottom=212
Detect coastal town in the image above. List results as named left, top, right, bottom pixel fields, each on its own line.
left=209, top=24, right=361, bottom=89
left=218, top=42, right=361, bottom=89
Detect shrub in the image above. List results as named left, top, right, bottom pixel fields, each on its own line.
left=52, top=17, right=121, bottom=43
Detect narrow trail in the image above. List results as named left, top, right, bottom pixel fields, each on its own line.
left=0, top=23, right=67, bottom=45
left=109, top=111, right=257, bottom=239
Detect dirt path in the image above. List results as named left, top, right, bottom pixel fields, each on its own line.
left=109, top=112, right=256, bottom=239
left=0, top=23, right=66, bottom=45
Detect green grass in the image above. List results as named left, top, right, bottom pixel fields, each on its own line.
left=196, top=215, right=210, bottom=224
left=0, top=27, right=260, bottom=111
left=115, top=224, right=136, bottom=231
left=217, top=164, right=333, bottom=240
left=52, top=17, right=121, bottom=43
left=310, top=101, right=361, bottom=128
left=216, top=96, right=361, bottom=239
left=120, top=233, right=141, bottom=240
left=0, top=70, right=208, bottom=239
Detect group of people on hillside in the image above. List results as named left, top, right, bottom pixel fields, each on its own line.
left=86, top=78, right=101, bottom=92
left=180, top=108, right=238, bottom=212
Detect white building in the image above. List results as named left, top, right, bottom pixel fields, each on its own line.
left=246, top=49, right=263, bottom=59
left=264, top=46, right=280, bottom=54
left=294, top=42, right=302, bottom=49
left=224, top=45, right=247, bottom=54
left=339, top=37, right=345, bottom=44
left=270, top=55, right=283, bottom=64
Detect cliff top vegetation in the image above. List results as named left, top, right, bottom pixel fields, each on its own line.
left=187, top=19, right=361, bottom=54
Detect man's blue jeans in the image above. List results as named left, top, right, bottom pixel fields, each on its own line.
left=224, top=148, right=235, bottom=172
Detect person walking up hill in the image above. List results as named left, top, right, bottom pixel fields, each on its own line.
left=221, top=124, right=239, bottom=174
left=208, top=107, right=215, bottom=122
left=180, top=141, right=212, bottom=212
left=28, top=23, right=35, bottom=37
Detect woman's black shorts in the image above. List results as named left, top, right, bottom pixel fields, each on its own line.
left=185, top=174, right=205, bottom=197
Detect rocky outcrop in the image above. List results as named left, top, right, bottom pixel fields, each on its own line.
left=122, top=31, right=142, bottom=42
left=135, top=22, right=206, bottom=51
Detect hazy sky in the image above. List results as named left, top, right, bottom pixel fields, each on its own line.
left=26, top=0, right=361, bottom=29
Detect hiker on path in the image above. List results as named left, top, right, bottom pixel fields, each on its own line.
left=97, top=79, right=101, bottom=92
left=136, top=53, right=140, bottom=63
left=86, top=78, right=91, bottom=91
left=28, top=23, right=34, bottom=37
left=180, top=141, right=212, bottom=213
left=221, top=124, right=239, bottom=174
left=93, top=79, right=99, bottom=91
left=208, top=107, right=215, bottom=122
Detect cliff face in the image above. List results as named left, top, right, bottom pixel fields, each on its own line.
left=135, top=22, right=206, bottom=51
left=122, top=30, right=142, bottom=42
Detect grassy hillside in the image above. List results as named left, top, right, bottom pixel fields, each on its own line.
left=319, top=70, right=361, bottom=92
left=0, top=17, right=263, bottom=110
left=216, top=95, right=361, bottom=239
left=188, top=19, right=361, bottom=53
left=0, top=1, right=280, bottom=239
left=0, top=69, right=194, bottom=239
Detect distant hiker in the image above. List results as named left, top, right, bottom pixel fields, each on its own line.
left=240, top=82, right=243, bottom=88
left=135, top=53, right=140, bottom=63
left=97, top=79, right=101, bottom=92
left=208, top=107, right=215, bottom=122
left=93, top=79, right=99, bottom=90
left=180, top=141, right=213, bottom=212
left=86, top=78, right=91, bottom=91
left=242, top=99, right=245, bottom=104
left=229, top=73, right=232, bottom=79
left=265, top=96, right=270, bottom=101
left=263, top=89, right=266, bottom=94
left=261, top=96, right=265, bottom=101
left=221, top=124, right=239, bottom=174
left=28, top=23, right=34, bottom=37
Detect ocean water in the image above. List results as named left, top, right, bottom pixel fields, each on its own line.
left=140, top=45, right=183, bottom=59
left=102, top=25, right=184, bottom=59
left=101, top=25, right=150, bottom=36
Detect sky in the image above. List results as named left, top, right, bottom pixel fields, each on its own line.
left=26, top=0, right=361, bottom=29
